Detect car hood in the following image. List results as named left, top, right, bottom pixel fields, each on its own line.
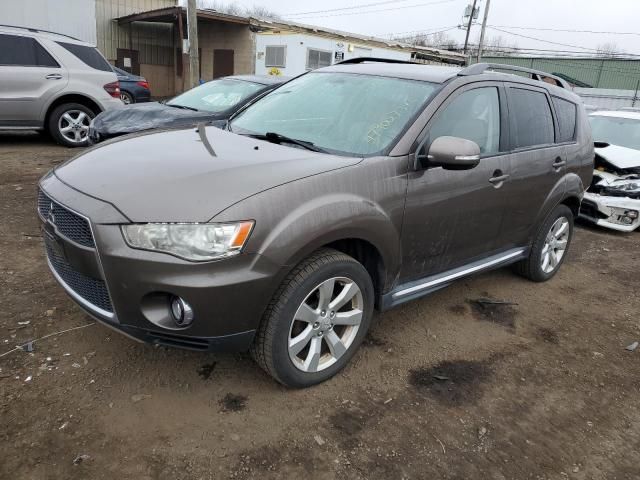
left=595, top=143, right=640, bottom=169
left=91, top=102, right=221, bottom=136
left=54, top=126, right=362, bottom=222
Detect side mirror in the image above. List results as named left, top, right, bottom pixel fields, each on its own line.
left=419, top=136, right=481, bottom=170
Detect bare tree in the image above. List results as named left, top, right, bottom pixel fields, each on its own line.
left=394, top=31, right=458, bottom=50
left=468, top=34, right=518, bottom=56
left=196, top=0, right=281, bottom=19
left=596, top=42, right=624, bottom=57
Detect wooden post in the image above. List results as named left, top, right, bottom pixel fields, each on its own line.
left=187, top=0, right=200, bottom=89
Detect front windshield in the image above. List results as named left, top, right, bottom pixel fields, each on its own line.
left=589, top=115, right=640, bottom=151
left=230, top=72, right=438, bottom=156
left=168, top=79, right=264, bottom=113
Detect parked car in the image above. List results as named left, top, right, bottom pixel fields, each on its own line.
left=579, top=110, right=640, bottom=232
left=38, top=60, right=592, bottom=387
left=88, top=75, right=288, bottom=144
left=0, top=25, right=122, bottom=147
left=112, top=66, right=150, bottom=104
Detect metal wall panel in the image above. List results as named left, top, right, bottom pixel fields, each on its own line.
left=95, top=0, right=176, bottom=63
left=0, top=0, right=97, bottom=44
left=476, top=56, right=640, bottom=91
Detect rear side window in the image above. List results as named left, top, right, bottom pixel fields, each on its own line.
left=509, top=88, right=555, bottom=148
left=552, top=96, right=577, bottom=143
left=56, top=41, right=112, bottom=71
left=428, top=87, right=501, bottom=155
left=0, top=34, right=59, bottom=67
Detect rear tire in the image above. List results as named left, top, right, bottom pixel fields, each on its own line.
left=120, top=91, right=134, bottom=104
left=251, top=248, right=374, bottom=388
left=514, top=204, right=574, bottom=282
left=48, top=103, right=95, bottom=147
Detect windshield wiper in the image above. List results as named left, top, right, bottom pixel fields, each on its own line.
left=166, top=103, right=199, bottom=112
left=247, top=132, right=327, bottom=153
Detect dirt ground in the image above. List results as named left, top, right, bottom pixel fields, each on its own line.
left=1, top=133, right=639, bottom=480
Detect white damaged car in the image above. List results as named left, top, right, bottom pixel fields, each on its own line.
left=580, top=110, right=640, bottom=232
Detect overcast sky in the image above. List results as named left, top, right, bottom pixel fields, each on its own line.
left=195, top=0, right=640, bottom=56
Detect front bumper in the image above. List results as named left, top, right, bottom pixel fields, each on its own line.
left=579, top=192, right=640, bottom=232
left=37, top=175, right=284, bottom=352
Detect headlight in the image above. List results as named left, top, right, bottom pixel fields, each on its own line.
left=604, top=179, right=640, bottom=194
left=121, top=221, right=254, bottom=261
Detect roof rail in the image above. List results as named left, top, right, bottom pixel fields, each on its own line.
left=0, top=24, right=82, bottom=42
left=336, top=56, right=419, bottom=66
left=458, top=63, right=570, bottom=89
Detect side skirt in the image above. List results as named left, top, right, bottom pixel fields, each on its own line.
left=380, top=247, right=528, bottom=310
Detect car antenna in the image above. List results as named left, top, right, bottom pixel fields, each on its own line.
left=196, top=122, right=217, bottom=157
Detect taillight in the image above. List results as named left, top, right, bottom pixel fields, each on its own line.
left=104, top=81, right=120, bottom=98
left=136, top=80, right=150, bottom=90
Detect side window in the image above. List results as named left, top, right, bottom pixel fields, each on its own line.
left=306, top=48, right=332, bottom=70
left=509, top=88, right=555, bottom=148
left=56, top=41, right=112, bottom=71
left=265, top=46, right=286, bottom=68
left=552, top=96, right=577, bottom=143
left=428, top=87, right=501, bottom=155
left=0, top=34, right=59, bottom=67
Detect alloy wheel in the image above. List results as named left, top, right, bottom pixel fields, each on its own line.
left=58, top=110, right=91, bottom=144
left=541, top=216, right=570, bottom=274
left=288, top=277, right=363, bottom=373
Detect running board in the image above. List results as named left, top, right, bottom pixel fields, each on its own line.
left=381, top=248, right=527, bottom=310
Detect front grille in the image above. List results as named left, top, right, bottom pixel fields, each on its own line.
left=45, top=242, right=113, bottom=313
left=38, top=190, right=95, bottom=248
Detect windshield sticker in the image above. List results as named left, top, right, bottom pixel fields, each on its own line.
left=367, top=100, right=411, bottom=144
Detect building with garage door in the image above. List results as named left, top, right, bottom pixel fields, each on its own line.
left=0, top=0, right=464, bottom=98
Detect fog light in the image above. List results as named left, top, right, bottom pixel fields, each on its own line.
left=170, top=296, right=194, bottom=327
left=626, top=210, right=639, bottom=219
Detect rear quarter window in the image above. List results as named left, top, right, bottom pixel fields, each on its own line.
left=0, top=33, right=59, bottom=67
left=509, top=88, right=555, bottom=149
left=56, top=41, right=112, bottom=71
left=552, top=96, right=577, bottom=143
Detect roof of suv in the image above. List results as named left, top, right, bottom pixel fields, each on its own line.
left=322, top=63, right=463, bottom=83
left=0, top=24, right=92, bottom=46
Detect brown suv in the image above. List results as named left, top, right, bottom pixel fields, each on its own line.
left=38, top=60, right=593, bottom=387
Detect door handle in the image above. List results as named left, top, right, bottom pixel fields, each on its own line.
left=552, top=158, right=566, bottom=170
left=489, top=170, right=510, bottom=186
left=45, top=73, right=62, bottom=80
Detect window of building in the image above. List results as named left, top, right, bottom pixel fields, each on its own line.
left=0, top=34, right=59, bottom=67
left=56, top=41, right=112, bottom=71
left=306, top=48, right=332, bottom=70
left=552, top=96, right=577, bottom=143
left=509, top=88, right=555, bottom=148
left=428, top=87, right=501, bottom=155
left=265, top=46, right=286, bottom=68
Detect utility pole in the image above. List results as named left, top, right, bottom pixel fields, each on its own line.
left=476, top=0, right=490, bottom=62
left=462, top=0, right=478, bottom=56
left=187, top=0, right=200, bottom=89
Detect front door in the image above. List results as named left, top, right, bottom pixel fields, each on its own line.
left=400, top=83, right=509, bottom=281
left=213, top=49, right=234, bottom=79
left=0, top=34, right=68, bottom=127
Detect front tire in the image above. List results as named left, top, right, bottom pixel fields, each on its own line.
left=514, top=204, right=574, bottom=282
left=251, top=248, right=374, bottom=388
left=48, top=103, right=95, bottom=147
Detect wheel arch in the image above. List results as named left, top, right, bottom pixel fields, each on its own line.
left=44, top=94, right=102, bottom=131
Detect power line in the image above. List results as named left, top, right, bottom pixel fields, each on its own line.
left=489, top=24, right=640, bottom=37
left=283, top=0, right=457, bottom=20
left=487, top=26, right=631, bottom=54
left=387, top=25, right=460, bottom=39
left=283, top=0, right=416, bottom=17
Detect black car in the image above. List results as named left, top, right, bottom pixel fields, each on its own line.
left=113, top=66, right=151, bottom=104
left=89, top=75, right=288, bottom=144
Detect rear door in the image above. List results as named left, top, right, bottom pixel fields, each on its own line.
left=0, top=33, right=68, bottom=127
left=499, top=84, right=567, bottom=246
left=400, top=82, right=510, bottom=281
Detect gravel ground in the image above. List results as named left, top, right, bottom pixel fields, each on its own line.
left=1, top=133, right=639, bottom=479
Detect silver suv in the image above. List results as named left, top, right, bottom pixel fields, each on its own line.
left=0, top=25, right=123, bottom=147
